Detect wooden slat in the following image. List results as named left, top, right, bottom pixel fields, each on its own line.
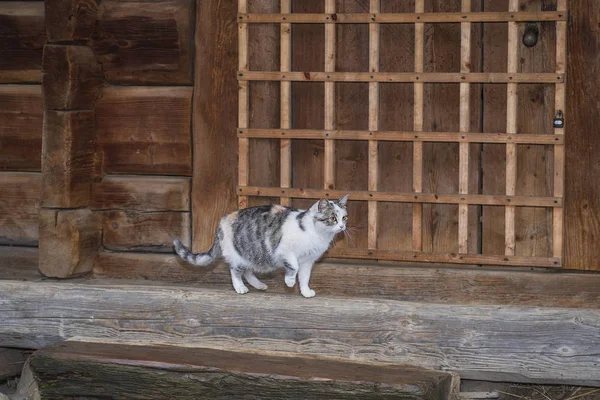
left=279, top=0, right=291, bottom=207
left=238, top=0, right=249, bottom=209
left=238, top=129, right=563, bottom=144
left=0, top=172, right=41, bottom=246
left=458, top=0, right=471, bottom=254
left=413, top=0, right=424, bottom=252
left=368, top=0, right=380, bottom=250
left=239, top=71, right=564, bottom=83
left=238, top=186, right=562, bottom=208
left=239, top=11, right=567, bottom=24
left=323, top=0, right=335, bottom=191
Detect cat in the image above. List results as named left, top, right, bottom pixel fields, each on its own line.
left=173, top=195, right=349, bottom=298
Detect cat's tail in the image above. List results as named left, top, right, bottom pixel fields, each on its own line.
left=173, top=237, right=220, bottom=267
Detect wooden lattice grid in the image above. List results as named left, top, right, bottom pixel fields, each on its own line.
left=237, top=0, right=567, bottom=268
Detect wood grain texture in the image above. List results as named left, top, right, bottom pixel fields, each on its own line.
left=91, top=175, right=190, bottom=212
left=96, top=86, right=192, bottom=175
left=237, top=0, right=249, bottom=209
left=0, top=2, right=46, bottom=83
left=564, top=0, right=600, bottom=270
left=0, top=172, right=41, bottom=246
left=0, top=246, right=40, bottom=280
left=0, top=348, right=29, bottom=380
left=91, top=0, right=193, bottom=84
left=45, top=0, right=100, bottom=43
left=102, top=210, right=190, bottom=252
left=192, top=0, right=238, bottom=251
left=42, top=110, right=96, bottom=208
left=280, top=0, right=291, bottom=206
left=42, top=45, right=103, bottom=110
left=2, top=280, right=600, bottom=385
left=32, top=340, right=459, bottom=400
left=39, top=208, right=101, bottom=278
left=0, top=85, right=43, bottom=171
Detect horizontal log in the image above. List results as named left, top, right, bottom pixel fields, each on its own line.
left=102, top=211, right=190, bottom=253
left=239, top=11, right=567, bottom=23
left=238, top=186, right=562, bottom=207
left=96, top=86, right=193, bottom=175
left=93, top=252, right=600, bottom=308
left=0, top=246, right=41, bottom=280
left=91, top=175, right=191, bottom=211
left=91, top=0, right=193, bottom=84
left=239, top=71, right=564, bottom=83
left=45, top=0, right=100, bottom=43
left=0, top=2, right=46, bottom=83
left=0, top=348, right=29, bottom=380
left=0, top=172, right=41, bottom=246
left=0, top=85, right=43, bottom=171
left=31, top=340, right=459, bottom=400
left=239, top=129, right=564, bottom=144
left=2, top=281, right=599, bottom=385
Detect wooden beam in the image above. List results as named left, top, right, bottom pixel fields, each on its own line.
left=2, top=280, right=599, bottom=385
left=45, top=0, right=100, bottom=43
left=31, top=340, right=459, bottom=400
left=323, top=0, right=336, bottom=192
left=0, top=172, right=41, bottom=246
left=413, top=0, right=424, bottom=253
left=237, top=0, right=249, bottom=209
left=279, top=0, right=291, bottom=207
left=368, top=0, right=380, bottom=250
left=0, top=246, right=40, bottom=280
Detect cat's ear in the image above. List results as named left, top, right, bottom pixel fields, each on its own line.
left=318, top=198, right=329, bottom=212
left=338, top=194, right=349, bottom=207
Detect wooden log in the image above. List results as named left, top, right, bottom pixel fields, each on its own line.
left=0, top=85, right=43, bottom=171
left=102, top=210, right=190, bottom=253
left=0, top=172, right=41, bottom=246
left=91, top=0, right=193, bottom=85
left=42, top=110, right=95, bottom=208
left=2, top=280, right=600, bottom=386
left=0, top=246, right=40, bottom=280
left=38, top=208, right=101, bottom=278
left=91, top=176, right=190, bottom=212
left=42, top=45, right=103, bottom=110
left=96, top=86, right=192, bottom=175
left=31, top=340, right=459, bottom=400
left=0, top=2, right=46, bottom=83
left=0, top=348, right=29, bottom=380
left=45, top=0, right=100, bottom=43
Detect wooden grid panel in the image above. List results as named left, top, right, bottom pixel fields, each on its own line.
left=237, top=3, right=567, bottom=268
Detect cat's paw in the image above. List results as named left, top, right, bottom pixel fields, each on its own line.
left=234, top=284, right=249, bottom=294
left=301, top=289, right=316, bottom=298
left=284, top=275, right=296, bottom=288
left=254, top=282, right=268, bottom=290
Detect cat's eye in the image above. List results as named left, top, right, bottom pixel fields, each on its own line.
left=329, top=216, right=337, bottom=223
left=342, top=216, right=348, bottom=221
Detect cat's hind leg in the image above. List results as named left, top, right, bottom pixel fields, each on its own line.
left=243, top=270, right=268, bottom=290
left=230, top=266, right=249, bottom=294
left=282, top=256, right=299, bottom=288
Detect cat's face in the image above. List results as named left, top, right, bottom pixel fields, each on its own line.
left=311, top=195, right=349, bottom=234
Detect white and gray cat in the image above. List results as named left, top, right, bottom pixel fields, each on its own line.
left=174, top=195, right=349, bottom=298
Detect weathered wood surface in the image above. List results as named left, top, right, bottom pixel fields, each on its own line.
left=39, top=208, right=101, bottom=278
left=0, top=172, right=41, bottom=246
left=0, top=2, right=46, bottom=83
left=91, top=176, right=190, bottom=211
left=0, top=85, right=43, bottom=171
left=96, top=86, right=192, bottom=175
left=90, top=0, right=193, bottom=84
left=0, top=348, right=29, bottom=379
left=0, top=246, right=41, bottom=280
left=93, top=253, right=600, bottom=309
left=102, top=211, right=190, bottom=253
left=42, top=110, right=96, bottom=208
left=45, top=0, right=100, bottom=43
left=42, top=45, right=103, bottom=110
left=31, top=340, right=459, bottom=400
left=565, top=0, right=600, bottom=270
left=2, top=281, right=599, bottom=386
left=192, top=0, right=238, bottom=252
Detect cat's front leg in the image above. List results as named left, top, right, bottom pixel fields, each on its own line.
left=298, top=262, right=315, bottom=298
left=282, top=256, right=299, bottom=288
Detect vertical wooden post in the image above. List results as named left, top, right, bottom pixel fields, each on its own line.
left=553, top=0, right=567, bottom=261
left=458, top=0, right=471, bottom=254
left=280, top=0, right=292, bottom=206
left=238, top=0, right=249, bottom=209
left=505, top=0, right=519, bottom=256
left=324, top=0, right=336, bottom=190
left=412, top=0, right=424, bottom=252
left=368, top=0, right=380, bottom=249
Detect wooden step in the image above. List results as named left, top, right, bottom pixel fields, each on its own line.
left=1, top=280, right=599, bottom=386
left=30, top=339, right=459, bottom=400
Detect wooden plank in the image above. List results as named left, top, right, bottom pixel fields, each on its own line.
left=323, top=0, right=335, bottom=191
left=2, top=280, right=599, bottom=385
left=238, top=186, right=562, bottom=207
left=96, top=86, right=193, bottom=176
left=32, top=340, right=459, bottom=400
left=102, top=211, right=190, bottom=253
left=368, top=0, right=380, bottom=250
left=0, top=172, right=41, bottom=246
left=413, top=0, right=424, bottom=252
left=39, top=208, right=101, bottom=278
left=564, top=0, right=600, bottom=270
left=239, top=129, right=563, bottom=144
left=0, top=348, right=29, bottom=380
left=239, top=71, right=564, bottom=83
left=237, top=0, right=249, bottom=209
left=45, top=0, right=100, bottom=43
left=42, top=45, right=103, bottom=110
left=280, top=0, right=291, bottom=207
left=91, top=176, right=190, bottom=211
left=91, top=0, right=193, bottom=85
left=239, top=11, right=567, bottom=24
left=0, top=85, right=43, bottom=171
left=41, top=110, right=95, bottom=208
left=0, top=2, right=46, bottom=83
left=193, top=0, right=238, bottom=252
